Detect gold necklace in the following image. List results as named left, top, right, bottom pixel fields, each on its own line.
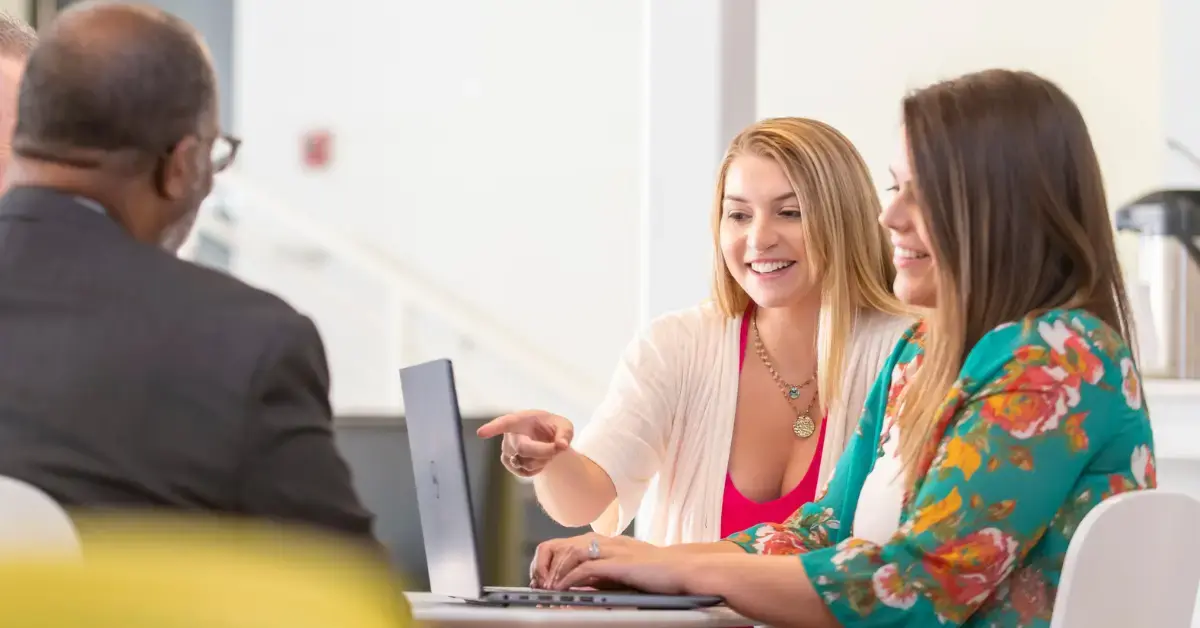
left=752, top=317, right=818, bottom=439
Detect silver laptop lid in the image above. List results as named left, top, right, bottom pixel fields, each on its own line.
left=399, top=359, right=483, bottom=599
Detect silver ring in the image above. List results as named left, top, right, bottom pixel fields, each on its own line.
left=588, top=539, right=600, bottom=560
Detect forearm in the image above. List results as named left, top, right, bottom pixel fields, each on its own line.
left=532, top=449, right=618, bottom=527
left=687, top=554, right=838, bottom=628
left=659, top=540, right=744, bottom=557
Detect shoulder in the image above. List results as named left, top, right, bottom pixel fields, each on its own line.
left=639, top=301, right=734, bottom=349
left=835, top=310, right=919, bottom=393
left=882, top=317, right=928, bottom=372
left=966, top=308, right=1134, bottom=384
left=854, top=308, right=917, bottom=339
left=851, top=309, right=918, bottom=355
left=251, top=312, right=328, bottom=392
left=153, top=255, right=321, bottom=362
left=605, top=302, right=737, bottom=387
left=146, top=255, right=313, bottom=346
left=964, top=308, right=1146, bottom=430
left=159, top=255, right=301, bottom=317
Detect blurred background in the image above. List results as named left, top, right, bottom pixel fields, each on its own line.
left=6, top=0, right=1199, bottom=591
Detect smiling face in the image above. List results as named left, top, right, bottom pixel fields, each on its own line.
left=879, top=130, right=937, bottom=307
left=718, top=154, right=816, bottom=310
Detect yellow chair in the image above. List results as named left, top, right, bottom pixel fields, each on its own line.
left=0, top=515, right=411, bottom=628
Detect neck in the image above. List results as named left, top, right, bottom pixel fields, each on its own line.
left=8, top=159, right=114, bottom=203
left=753, top=296, right=822, bottom=372
left=6, top=159, right=156, bottom=244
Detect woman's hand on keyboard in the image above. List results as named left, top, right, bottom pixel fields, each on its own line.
left=531, top=532, right=659, bottom=590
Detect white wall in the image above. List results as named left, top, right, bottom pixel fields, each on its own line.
left=758, top=0, right=1162, bottom=213
left=235, top=0, right=644, bottom=407
left=233, top=0, right=1165, bottom=415
left=1162, top=0, right=1200, bottom=188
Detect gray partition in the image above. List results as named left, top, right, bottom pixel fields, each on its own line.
left=333, top=416, right=501, bottom=590
left=334, top=415, right=619, bottom=590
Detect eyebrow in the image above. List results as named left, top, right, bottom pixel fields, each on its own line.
left=723, top=192, right=798, bottom=203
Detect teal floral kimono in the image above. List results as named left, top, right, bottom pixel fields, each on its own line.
left=727, top=308, right=1156, bottom=626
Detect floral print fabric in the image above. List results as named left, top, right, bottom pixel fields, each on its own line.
left=726, top=309, right=1155, bottom=626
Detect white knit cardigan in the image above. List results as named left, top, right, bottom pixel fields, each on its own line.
left=572, top=302, right=912, bottom=545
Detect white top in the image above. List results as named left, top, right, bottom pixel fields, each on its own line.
left=851, top=356, right=916, bottom=545
left=571, top=302, right=912, bottom=546
left=852, top=419, right=905, bottom=545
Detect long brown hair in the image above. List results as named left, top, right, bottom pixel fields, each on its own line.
left=710, top=117, right=907, bottom=417
left=895, top=70, right=1135, bottom=484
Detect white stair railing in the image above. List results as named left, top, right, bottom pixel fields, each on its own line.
left=182, top=172, right=599, bottom=418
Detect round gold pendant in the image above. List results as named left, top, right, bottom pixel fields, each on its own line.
left=793, top=413, right=816, bottom=439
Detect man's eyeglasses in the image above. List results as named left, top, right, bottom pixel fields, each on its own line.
left=211, top=133, right=241, bottom=173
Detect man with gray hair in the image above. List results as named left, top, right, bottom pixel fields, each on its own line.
left=0, top=10, right=35, bottom=188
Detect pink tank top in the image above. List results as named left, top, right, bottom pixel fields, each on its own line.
left=719, top=309, right=827, bottom=539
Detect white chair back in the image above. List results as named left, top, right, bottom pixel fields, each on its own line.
left=1051, top=490, right=1200, bottom=628
left=0, top=476, right=80, bottom=558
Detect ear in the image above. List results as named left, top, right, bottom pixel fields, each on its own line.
left=159, top=135, right=206, bottom=200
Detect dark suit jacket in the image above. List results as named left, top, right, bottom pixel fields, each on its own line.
left=0, top=186, right=375, bottom=541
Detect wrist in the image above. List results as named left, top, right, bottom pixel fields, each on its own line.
left=637, top=539, right=665, bottom=559
left=536, top=446, right=578, bottom=479
left=681, top=553, right=730, bottom=597
left=605, top=534, right=652, bottom=556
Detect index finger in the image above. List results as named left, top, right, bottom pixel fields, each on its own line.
left=554, top=559, right=610, bottom=591
left=533, top=540, right=558, bottom=586
left=476, top=412, right=541, bottom=439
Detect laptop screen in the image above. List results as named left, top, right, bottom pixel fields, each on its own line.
left=399, top=359, right=484, bottom=599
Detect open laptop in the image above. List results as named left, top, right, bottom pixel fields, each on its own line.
left=399, top=358, right=724, bottom=610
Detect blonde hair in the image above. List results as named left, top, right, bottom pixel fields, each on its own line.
left=710, top=117, right=908, bottom=415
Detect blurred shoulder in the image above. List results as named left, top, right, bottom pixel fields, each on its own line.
left=639, top=301, right=735, bottom=348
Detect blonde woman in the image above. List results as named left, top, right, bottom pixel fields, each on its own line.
left=478, top=118, right=911, bottom=572
left=538, top=70, right=1155, bottom=628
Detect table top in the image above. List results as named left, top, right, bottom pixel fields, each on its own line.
left=404, top=592, right=752, bottom=628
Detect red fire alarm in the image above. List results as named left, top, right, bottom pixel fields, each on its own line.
left=302, top=129, right=333, bottom=170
